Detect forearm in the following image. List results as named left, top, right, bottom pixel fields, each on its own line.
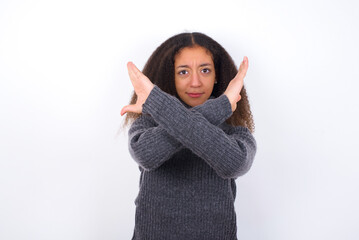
left=190, top=94, right=233, bottom=126
left=128, top=116, right=184, bottom=171
left=142, top=85, right=256, bottom=179
left=128, top=89, right=234, bottom=171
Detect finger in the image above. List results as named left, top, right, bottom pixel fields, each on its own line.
left=121, top=104, right=141, bottom=116
left=127, top=61, right=141, bottom=73
left=120, top=105, right=129, bottom=116
left=127, top=62, right=144, bottom=80
left=243, top=56, right=248, bottom=65
left=127, top=62, right=138, bottom=82
left=237, top=57, right=248, bottom=78
left=239, top=57, right=248, bottom=72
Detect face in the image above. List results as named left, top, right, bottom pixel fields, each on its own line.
left=174, top=46, right=216, bottom=107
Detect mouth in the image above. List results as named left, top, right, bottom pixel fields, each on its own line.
left=187, top=92, right=204, bottom=98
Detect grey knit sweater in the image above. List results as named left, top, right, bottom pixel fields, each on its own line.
left=128, top=85, right=257, bottom=240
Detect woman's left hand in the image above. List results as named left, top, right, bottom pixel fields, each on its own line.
left=121, top=62, right=154, bottom=116
left=223, top=56, right=249, bottom=112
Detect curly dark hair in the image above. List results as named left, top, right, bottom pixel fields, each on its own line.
left=122, top=32, right=255, bottom=133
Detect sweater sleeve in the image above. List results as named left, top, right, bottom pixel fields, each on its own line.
left=128, top=90, right=233, bottom=171
left=190, top=94, right=233, bottom=126
left=140, top=85, right=257, bottom=179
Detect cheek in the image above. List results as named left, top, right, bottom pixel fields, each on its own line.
left=174, top=77, right=179, bottom=88
left=174, top=79, right=186, bottom=91
left=207, top=78, right=216, bottom=89
left=174, top=79, right=184, bottom=96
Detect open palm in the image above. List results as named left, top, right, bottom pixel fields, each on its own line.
left=223, top=56, right=249, bottom=112
left=121, top=62, right=154, bottom=116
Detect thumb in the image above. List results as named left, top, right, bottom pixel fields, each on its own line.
left=121, top=105, right=134, bottom=116
left=236, top=94, right=242, bottom=102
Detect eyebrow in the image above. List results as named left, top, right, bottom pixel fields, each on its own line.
left=176, top=63, right=212, bottom=69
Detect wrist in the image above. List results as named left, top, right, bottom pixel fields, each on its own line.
left=223, top=93, right=235, bottom=112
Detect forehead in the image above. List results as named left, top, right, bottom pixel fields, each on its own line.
left=174, top=46, right=213, bottom=65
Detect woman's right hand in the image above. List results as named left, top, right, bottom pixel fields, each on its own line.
left=121, top=62, right=154, bottom=116
left=223, top=56, right=249, bottom=112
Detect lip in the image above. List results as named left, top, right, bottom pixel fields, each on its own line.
left=187, top=92, right=204, bottom=98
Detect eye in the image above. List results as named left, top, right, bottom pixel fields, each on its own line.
left=201, top=68, right=211, bottom=74
left=178, top=70, right=188, bottom=75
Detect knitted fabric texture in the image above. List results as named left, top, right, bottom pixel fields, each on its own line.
left=128, top=85, right=257, bottom=240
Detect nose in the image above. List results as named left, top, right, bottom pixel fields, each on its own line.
left=190, top=72, right=202, bottom=87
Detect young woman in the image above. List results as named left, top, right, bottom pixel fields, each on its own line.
left=121, top=32, right=257, bottom=240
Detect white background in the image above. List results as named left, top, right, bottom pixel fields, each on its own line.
left=1, top=0, right=358, bottom=239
